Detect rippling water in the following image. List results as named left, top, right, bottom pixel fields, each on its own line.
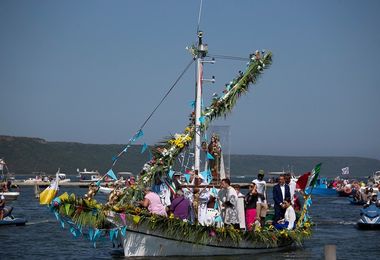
left=1, top=184, right=379, bottom=259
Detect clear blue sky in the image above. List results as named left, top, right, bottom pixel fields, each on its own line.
left=1, top=0, right=379, bottom=159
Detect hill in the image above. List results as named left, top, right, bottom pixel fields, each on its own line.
left=1, top=135, right=380, bottom=178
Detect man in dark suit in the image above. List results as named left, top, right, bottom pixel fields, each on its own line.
left=273, top=174, right=291, bottom=223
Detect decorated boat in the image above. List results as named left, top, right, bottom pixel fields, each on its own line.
left=43, top=6, right=317, bottom=257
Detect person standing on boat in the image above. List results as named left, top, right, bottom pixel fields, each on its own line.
left=252, top=170, right=268, bottom=225
left=0, top=195, right=5, bottom=220
left=273, top=175, right=291, bottom=223
left=219, top=178, right=239, bottom=228
left=139, top=187, right=167, bottom=217
left=244, top=182, right=265, bottom=230
left=285, top=173, right=296, bottom=204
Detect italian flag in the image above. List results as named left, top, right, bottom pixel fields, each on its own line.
left=296, top=163, right=322, bottom=191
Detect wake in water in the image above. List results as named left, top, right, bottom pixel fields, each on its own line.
left=315, top=220, right=357, bottom=225
left=26, top=219, right=55, bottom=225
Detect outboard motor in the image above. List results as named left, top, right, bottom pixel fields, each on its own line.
left=357, top=203, right=380, bottom=229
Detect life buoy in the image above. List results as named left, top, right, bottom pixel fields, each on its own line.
left=343, top=186, right=352, bottom=194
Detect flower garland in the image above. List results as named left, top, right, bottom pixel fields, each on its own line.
left=50, top=191, right=313, bottom=247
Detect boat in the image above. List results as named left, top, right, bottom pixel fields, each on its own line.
left=357, top=203, right=380, bottom=229
left=0, top=191, right=20, bottom=202
left=77, top=168, right=101, bottom=183
left=310, top=178, right=337, bottom=196
left=0, top=159, right=20, bottom=201
left=0, top=206, right=27, bottom=226
left=45, top=3, right=316, bottom=257
left=367, top=170, right=380, bottom=186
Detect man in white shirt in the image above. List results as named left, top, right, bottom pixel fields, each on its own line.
left=285, top=173, right=296, bottom=204
left=252, top=170, right=268, bottom=225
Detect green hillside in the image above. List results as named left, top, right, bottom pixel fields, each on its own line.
left=1, top=135, right=379, bottom=178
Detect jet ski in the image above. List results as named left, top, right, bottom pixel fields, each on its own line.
left=357, top=203, right=380, bottom=229
left=0, top=206, right=27, bottom=226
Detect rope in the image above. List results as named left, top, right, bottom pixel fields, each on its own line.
left=207, top=53, right=250, bottom=62
left=139, top=58, right=195, bottom=130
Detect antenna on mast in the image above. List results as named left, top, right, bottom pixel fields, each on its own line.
left=196, top=0, right=203, bottom=34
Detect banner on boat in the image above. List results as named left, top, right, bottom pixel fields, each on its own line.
left=39, top=172, right=59, bottom=205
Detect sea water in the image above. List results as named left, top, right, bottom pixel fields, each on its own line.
left=1, top=181, right=379, bottom=259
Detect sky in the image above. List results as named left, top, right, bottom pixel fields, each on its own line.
left=0, top=0, right=379, bottom=160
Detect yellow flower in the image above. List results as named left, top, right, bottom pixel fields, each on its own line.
left=133, top=215, right=141, bottom=224
left=169, top=213, right=175, bottom=219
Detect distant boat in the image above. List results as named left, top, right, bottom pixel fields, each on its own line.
left=77, top=168, right=101, bottom=183
left=311, top=178, right=337, bottom=196
left=1, top=158, right=20, bottom=201
left=0, top=206, right=27, bottom=226
left=0, top=191, right=20, bottom=202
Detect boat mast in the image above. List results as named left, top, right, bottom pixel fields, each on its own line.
left=194, top=31, right=207, bottom=175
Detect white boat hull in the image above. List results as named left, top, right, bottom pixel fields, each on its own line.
left=122, top=229, right=291, bottom=257
left=0, top=192, right=20, bottom=201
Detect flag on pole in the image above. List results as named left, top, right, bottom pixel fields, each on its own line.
left=40, top=170, right=60, bottom=205
left=341, top=166, right=349, bottom=175
left=296, top=172, right=311, bottom=190
left=307, top=163, right=322, bottom=188
left=304, top=163, right=322, bottom=194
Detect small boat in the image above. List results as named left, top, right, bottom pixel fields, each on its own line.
left=336, top=185, right=353, bottom=197
left=0, top=206, right=27, bottom=226
left=0, top=191, right=20, bottom=202
left=348, top=197, right=366, bottom=206
left=311, top=178, right=337, bottom=196
left=357, top=203, right=380, bottom=229
left=77, top=168, right=101, bottom=183
left=98, top=186, right=113, bottom=194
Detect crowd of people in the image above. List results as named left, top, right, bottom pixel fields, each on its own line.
left=349, top=181, right=380, bottom=207
left=130, top=170, right=299, bottom=231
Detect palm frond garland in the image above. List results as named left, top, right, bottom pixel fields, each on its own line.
left=203, top=51, right=272, bottom=125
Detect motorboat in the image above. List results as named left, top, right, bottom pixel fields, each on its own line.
left=357, top=203, right=380, bottom=229
left=0, top=191, right=20, bottom=202
left=0, top=206, right=27, bottom=226
left=77, top=168, right=101, bottom=183
left=311, top=178, right=337, bottom=196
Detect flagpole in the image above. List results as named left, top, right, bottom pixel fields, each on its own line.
left=296, top=163, right=321, bottom=228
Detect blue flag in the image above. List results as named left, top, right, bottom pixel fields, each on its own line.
left=168, top=169, right=175, bottom=179
left=132, top=129, right=144, bottom=142
left=141, top=143, right=148, bottom=154
left=184, top=174, right=191, bottom=183
left=107, top=169, right=118, bottom=181
left=121, top=226, right=127, bottom=237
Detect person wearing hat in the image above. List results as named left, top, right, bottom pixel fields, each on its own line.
left=252, top=170, right=268, bottom=226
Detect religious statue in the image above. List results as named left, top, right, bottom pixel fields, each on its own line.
left=208, top=133, right=222, bottom=183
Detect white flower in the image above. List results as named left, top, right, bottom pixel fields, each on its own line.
left=258, top=66, right=262, bottom=70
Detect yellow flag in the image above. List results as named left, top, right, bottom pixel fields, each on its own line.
left=39, top=171, right=60, bottom=205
